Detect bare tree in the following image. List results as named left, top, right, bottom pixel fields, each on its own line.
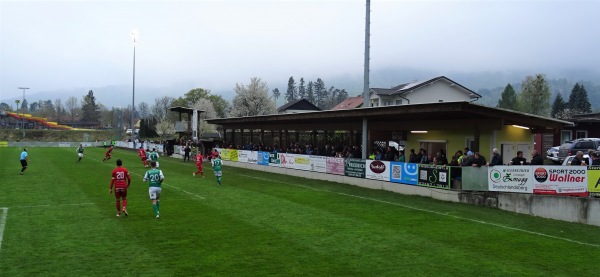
left=65, top=96, right=79, bottom=124
left=138, top=101, right=150, bottom=119
left=155, top=119, right=176, bottom=139
left=54, top=98, right=63, bottom=123
left=151, top=96, right=175, bottom=121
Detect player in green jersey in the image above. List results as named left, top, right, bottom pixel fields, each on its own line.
left=212, top=154, right=223, bottom=186
left=143, top=161, right=164, bottom=219
left=148, top=148, right=160, bottom=168
left=75, top=144, right=85, bottom=163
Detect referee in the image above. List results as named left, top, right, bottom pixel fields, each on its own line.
left=19, top=148, right=30, bottom=175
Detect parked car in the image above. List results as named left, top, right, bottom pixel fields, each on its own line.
left=546, top=146, right=560, bottom=164
left=558, top=138, right=600, bottom=162
left=562, top=154, right=590, bottom=166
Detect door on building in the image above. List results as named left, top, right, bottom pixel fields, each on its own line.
left=501, top=143, right=515, bottom=165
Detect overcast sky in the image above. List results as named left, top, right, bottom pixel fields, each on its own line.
left=1, top=0, right=599, bottom=103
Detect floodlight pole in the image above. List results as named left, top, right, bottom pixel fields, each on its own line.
left=131, top=31, right=137, bottom=144
left=18, top=87, right=29, bottom=138
left=361, top=0, right=371, bottom=159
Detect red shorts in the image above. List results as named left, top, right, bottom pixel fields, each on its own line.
left=196, top=163, right=203, bottom=170
left=114, top=188, right=128, bottom=199
left=106, top=153, right=112, bottom=158
left=141, top=156, right=147, bottom=161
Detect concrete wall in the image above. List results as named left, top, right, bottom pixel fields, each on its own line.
left=225, top=160, right=600, bottom=227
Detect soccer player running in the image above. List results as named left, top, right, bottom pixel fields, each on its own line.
left=143, top=161, right=164, bottom=219
left=109, top=159, right=131, bottom=217
left=138, top=146, right=148, bottom=167
left=102, top=145, right=114, bottom=162
left=212, top=155, right=223, bottom=186
left=193, top=151, right=204, bottom=177
left=75, top=144, right=85, bottom=163
left=148, top=148, right=160, bottom=168
left=19, top=148, right=30, bottom=175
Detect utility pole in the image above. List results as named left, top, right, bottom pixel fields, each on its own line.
left=18, top=87, right=29, bottom=138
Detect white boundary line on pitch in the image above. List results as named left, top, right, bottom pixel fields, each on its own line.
left=237, top=174, right=600, bottom=248
left=0, top=207, right=8, bottom=255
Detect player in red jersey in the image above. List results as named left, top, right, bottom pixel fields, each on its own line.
left=193, top=152, right=204, bottom=177
left=138, top=147, right=148, bottom=167
left=109, top=159, right=131, bottom=217
left=102, top=146, right=114, bottom=162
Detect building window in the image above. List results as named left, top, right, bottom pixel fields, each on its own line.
left=384, top=101, right=392, bottom=106
left=561, top=130, right=572, bottom=143
left=396, top=100, right=402, bottom=105
left=576, top=130, right=588, bottom=139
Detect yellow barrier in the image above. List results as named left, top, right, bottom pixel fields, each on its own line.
left=0, top=141, right=8, bottom=147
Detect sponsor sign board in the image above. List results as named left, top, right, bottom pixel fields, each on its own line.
left=588, top=166, right=600, bottom=197
left=310, top=155, right=327, bottom=173
left=418, top=164, right=450, bottom=189
left=292, top=154, right=311, bottom=171
left=344, top=158, right=366, bottom=178
left=532, top=166, right=588, bottom=196
left=238, top=150, right=250, bottom=163
left=389, top=162, right=418, bottom=185
left=247, top=151, right=258, bottom=164
left=488, top=166, right=533, bottom=193
left=269, top=153, right=281, bottom=166
left=326, top=157, right=345, bottom=175
left=257, top=151, right=269, bottom=166
left=366, top=160, right=390, bottom=181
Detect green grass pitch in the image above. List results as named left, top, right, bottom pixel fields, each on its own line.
left=0, top=146, right=598, bottom=276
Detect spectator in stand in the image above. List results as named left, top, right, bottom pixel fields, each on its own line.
left=591, top=152, right=600, bottom=165
left=529, top=150, right=544, bottom=165
left=397, top=150, right=405, bottom=162
left=488, top=148, right=503, bottom=166
left=449, top=155, right=460, bottom=166
left=419, top=149, right=429, bottom=164
left=426, top=153, right=434, bottom=164
left=409, top=149, right=418, bottom=163
left=461, top=151, right=475, bottom=166
left=384, top=146, right=396, bottom=161
left=570, top=151, right=586, bottom=166
left=436, top=151, right=448, bottom=165
left=509, top=151, right=527, bottom=165
left=587, top=149, right=595, bottom=165
left=455, top=150, right=464, bottom=164
left=471, top=152, right=487, bottom=167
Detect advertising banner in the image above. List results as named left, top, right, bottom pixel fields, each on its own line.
left=292, top=154, right=312, bottom=171
left=532, top=166, right=588, bottom=196
left=257, top=151, right=270, bottom=166
left=220, top=149, right=231, bottom=161
left=220, top=149, right=238, bottom=161
left=418, top=164, right=450, bottom=189
left=327, top=157, right=345, bottom=175
left=366, top=160, right=390, bottom=181
left=488, top=166, right=533, bottom=193
left=247, top=151, right=258, bottom=164
left=389, top=162, right=418, bottom=185
left=237, top=150, right=250, bottom=163
left=279, top=153, right=296, bottom=169
left=269, top=153, right=281, bottom=166
left=310, top=155, right=327, bottom=173
left=588, top=166, right=600, bottom=197
left=345, top=158, right=366, bottom=178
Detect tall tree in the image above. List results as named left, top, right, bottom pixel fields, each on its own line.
left=155, top=119, right=176, bottom=139
left=151, top=96, right=176, bottom=121
left=306, top=81, right=315, bottom=104
left=81, top=90, right=100, bottom=123
left=65, top=96, right=79, bottom=124
left=285, top=76, right=296, bottom=103
left=0, top=102, right=11, bottom=111
left=298, top=78, right=306, bottom=99
left=54, top=98, right=63, bottom=123
left=272, top=88, right=281, bottom=104
left=21, top=99, right=28, bottom=111
left=314, top=78, right=327, bottom=108
left=230, top=77, right=277, bottom=117
left=137, top=102, right=150, bottom=119
left=207, top=95, right=230, bottom=118
left=496, top=83, right=518, bottom=110
left=181, top=88, right=211, bottom=107
left=567, top=83, right=592, bottom=114
left=517, top=74, right=551, bottom=116
left=550, top=93, right=567, bottom=118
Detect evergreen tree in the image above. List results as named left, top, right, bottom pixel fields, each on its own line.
left=285, top=76, right=296, bottom=103
left=567, top=83, right=592, bottom=114
left=517, top=74, right=551, bottom=116
left=306, top=81, right=315, bottom=104
left=314, top=78, right=326, bottom=108
left=21, top=99, right=28, bottom=111
left=298, top=78, right=306, bottom=99
left=550, top=93, right=567, bottom=118
left=272, top=88, right=280, bottom=104
left=496, top=83, right=518, bottom=110
left=81, top=90, right=100, bottom=123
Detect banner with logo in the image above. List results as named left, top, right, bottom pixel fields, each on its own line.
left=326, top=157, right=345, bottom=175
left=488, top=166, right=533, bottom=193
left=366, top=160, right=390, bottom=181
left=292, top=154, right=312, bottom=171
left=389, top=162, right=418, bottom=185
left=310, top=155, right=327, bottom=173
left=238, top=150, right=250, bottom=163
left=257, top=151, right=270, bottom=166
left=247, top=151, right=258, bottom=163
left=279, top=153, right=295, bottom=169
left=418, top=164, right=450, bottom=189
left=269, top=153, right=281, bottom=166
left=532, top=166, right=588, bottom=196
left=344, top=158, right=366, bottom=178
left=588, top=166, right=600, bottom=197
